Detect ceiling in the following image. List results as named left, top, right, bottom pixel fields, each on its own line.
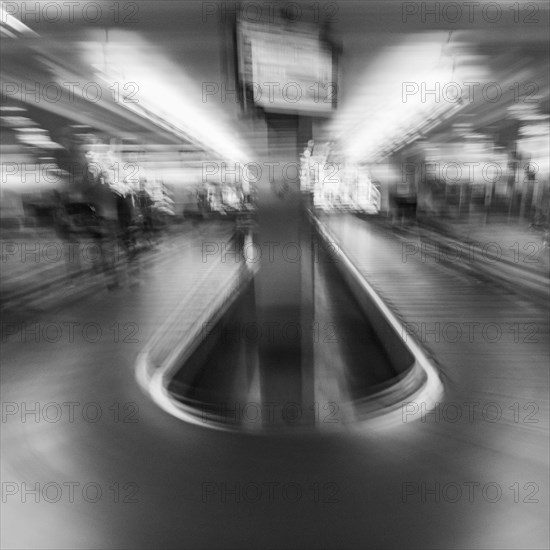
left=2, top=0, right=549, bottom=164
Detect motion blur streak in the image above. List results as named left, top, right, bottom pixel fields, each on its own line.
left=1, top=1, right=549, bottom=549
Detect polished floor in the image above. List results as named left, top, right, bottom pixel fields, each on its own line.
left=1, top=217, right=548, bottom=549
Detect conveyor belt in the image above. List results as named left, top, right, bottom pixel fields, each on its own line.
left=166, top=233, right=398, bottom=428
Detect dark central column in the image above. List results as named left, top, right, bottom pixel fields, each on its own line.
left=256, top=113, right=313, bottom=427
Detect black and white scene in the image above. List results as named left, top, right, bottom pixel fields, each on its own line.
left=1, top=1, right=549, bottom=548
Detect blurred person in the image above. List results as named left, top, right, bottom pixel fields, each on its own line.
left=114, top=183, right=137, bottom=258
left=529, top=180, right=550, bottom=248
left=394, top=193, right=418, bottom=225
left=51, top=190, right=83, bottom=281
left=197, top=186, right=207, bottom=218
left=135, top=182, right=155, bottom=247
left=77, top=146, right=123, bottom=288
left=52, top=127, right=87, bottom=191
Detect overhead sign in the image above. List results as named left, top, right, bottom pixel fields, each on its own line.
left=237, top=20, right=336, bottom=115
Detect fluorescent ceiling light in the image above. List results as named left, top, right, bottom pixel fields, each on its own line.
left=0, top=2, right=39, bottom=36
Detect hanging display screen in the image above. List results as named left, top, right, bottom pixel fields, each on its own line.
left=237, top=19, right=336, bottom=115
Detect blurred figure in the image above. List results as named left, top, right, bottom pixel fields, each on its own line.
left=51, top=190, right=72, bottom=241
left=135, top=183, right=156, bottom=247
left=529, top=182, right=550, bottom=248
left=51, top=190, right=82, bottom=280
left=389, top=185, right=418, bottom=226
left=77, top=146, right=122, bottom=288
left=197, top=186, right=208, bottom=220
